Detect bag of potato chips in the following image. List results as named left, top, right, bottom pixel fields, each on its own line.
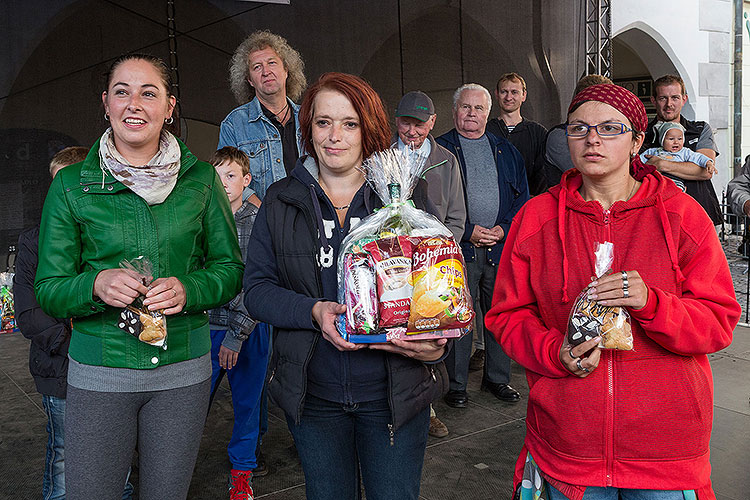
left=336, top=149, right=473, bottom=343
left=117, top=256, right=167, bottom=349
left=408, top=236, right=473, bottom=333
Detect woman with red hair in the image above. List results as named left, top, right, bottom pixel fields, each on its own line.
left=244, top=72, right=448, bottom=499
left=487, top=84, right=740, bottom=500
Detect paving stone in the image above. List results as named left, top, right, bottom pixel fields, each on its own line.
left=711, top=407, right=750, bottom=500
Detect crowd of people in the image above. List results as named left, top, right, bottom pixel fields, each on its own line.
left=13, top=28, right=742, bottom=500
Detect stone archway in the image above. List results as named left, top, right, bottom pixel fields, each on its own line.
left=613, top=22, right=696, bottom=120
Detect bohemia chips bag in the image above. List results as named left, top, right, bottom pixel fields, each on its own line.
left=408, top=236, right=473, bottom=332
left=567, top=242, right=633, bottom=350
left=336, top=149, right=473, bottom=343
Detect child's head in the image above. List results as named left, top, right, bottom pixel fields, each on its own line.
left=50, top=146, right=89, bottom=179
left=657, top=122, right=686, bottom=153
left=662, top=128, right=684, bottom=153
left=209, top=147, right=251, bottom=209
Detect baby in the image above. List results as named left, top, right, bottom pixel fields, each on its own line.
left=640, top=122, right=715, bottom=192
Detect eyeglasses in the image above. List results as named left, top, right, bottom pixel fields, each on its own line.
left=565, top=122, right=632, bottom=137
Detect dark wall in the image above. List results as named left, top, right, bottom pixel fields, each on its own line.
left=0, top=0, right=583, bottom=260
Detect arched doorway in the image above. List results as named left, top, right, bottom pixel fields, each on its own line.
left=612, top=23, right=696, bottom=120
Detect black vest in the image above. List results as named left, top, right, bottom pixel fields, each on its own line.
left=643, top=117, right=722, bottom=225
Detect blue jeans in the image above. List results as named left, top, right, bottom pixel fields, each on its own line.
left=286, top=394, right=430, bottom=500
left=210, top=324, right=270, bottom=470
left=42, top=395, right=133, bottom=500
left=547, top=484, right=695, bottom=500
left=42, top=395, right=66, bottom=500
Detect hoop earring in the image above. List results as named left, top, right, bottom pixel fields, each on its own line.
left=104, top=113, right=109, bottom=122
left=165, top=116, right=174, bottom=125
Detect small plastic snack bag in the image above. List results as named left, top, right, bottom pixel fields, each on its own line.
left=343, top=252, right=379, bottom=335
left=567, top=242, right=633, bottom=350
left=336, top=148, right=472, bottom=343
left=117, top=256, right=167, bottom=349
left=0, top=272, right=16, bottom=333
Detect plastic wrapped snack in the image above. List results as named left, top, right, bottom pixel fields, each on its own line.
left=0, top=272, right=16, bottom=333
left=567, top=242, right=633, bottom=350
left=343, top=252, right=379, bottom=335
left=336, top=149, right=472, bottom=343
left=364, top=235, right=415, bottom=328
left=116, top=256, right=167, bottom=349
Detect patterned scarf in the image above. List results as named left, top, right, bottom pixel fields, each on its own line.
left=98, top=128, right=181, bottom=205
left=568, top=83, right=655, bottom=181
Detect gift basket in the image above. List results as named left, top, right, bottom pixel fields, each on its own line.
left=336, top=149, right=473, bottom=343
left=116, top=256, right=167, bottom=349
left=567, top=242, right=633, bottom=350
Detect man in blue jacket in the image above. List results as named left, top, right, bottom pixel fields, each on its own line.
left=218, top=30, right=307, bottom=201
left=437, top=83, right=529, bottom=408
left=217, top=31, right=308, bottom=479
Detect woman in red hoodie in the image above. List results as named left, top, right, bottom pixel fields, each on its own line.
left=486, top=84, right=740, bottom=500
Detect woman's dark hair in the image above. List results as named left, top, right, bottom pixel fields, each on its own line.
left=299, top=72, right=391, bottom=164
left=103, top=53, right=178, bottom=134
left=104, top=53, right=173, bottom=94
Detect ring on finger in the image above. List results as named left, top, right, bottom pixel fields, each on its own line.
left=621, top=271, right=628, bottom=281
left=623, top=288, right=629, bottom=298
left=172, top=289, right=177, bottom=298
left=568, top=347, right=577, bottom=360
left=622, top=278, right=629, bottom=289
left=576, top=358, right=590, bottom=373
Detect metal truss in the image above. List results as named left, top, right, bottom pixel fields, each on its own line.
left=585, top=0, right=612, bottom=77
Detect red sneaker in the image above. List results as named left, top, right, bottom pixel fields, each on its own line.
left=228, top=469, right=254, bottom=500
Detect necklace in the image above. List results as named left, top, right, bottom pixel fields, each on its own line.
left=332, top=203, right=350, bottom=210
left=273, top=102, right=290, bottom=123
left=626, top=179, right=639, bottom=200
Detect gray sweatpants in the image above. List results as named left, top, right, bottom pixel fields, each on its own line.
left=65, top=378, right=210, bottom=500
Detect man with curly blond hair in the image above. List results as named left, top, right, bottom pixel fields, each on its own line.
left=219, top=30, right=307, bottom=201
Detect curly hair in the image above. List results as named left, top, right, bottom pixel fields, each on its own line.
left=229, top=30, right=306, bottom=104
left=298, top=72, right=391, bottom=165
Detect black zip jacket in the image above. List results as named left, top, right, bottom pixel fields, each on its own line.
left=244, top=157, right=449, bottom=430
left=486, top=117, right=549, bottom=196
left=14, top=226, right=70, bottom=398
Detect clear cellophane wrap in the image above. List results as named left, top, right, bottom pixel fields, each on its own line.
left=336, top=149, right=473, bottom=343
left=567, top=242, right=633, bottom=350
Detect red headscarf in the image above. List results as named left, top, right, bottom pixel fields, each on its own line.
left=568, top=83, right=655, bottom=180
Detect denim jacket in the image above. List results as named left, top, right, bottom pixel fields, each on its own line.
left=218, top=97, right=302, bottom=200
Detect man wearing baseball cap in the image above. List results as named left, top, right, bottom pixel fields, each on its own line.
left=393, top=91, right=466, bottom=243
left=392, top=91, right=466, bottom=439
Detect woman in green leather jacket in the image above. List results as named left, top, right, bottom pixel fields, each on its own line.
left=35, top=54, right=243, bottom=500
